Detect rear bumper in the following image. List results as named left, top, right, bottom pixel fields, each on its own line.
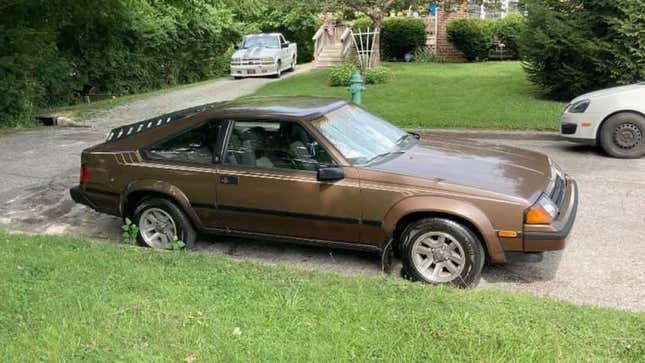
left=70, top=185, right=97, bottom=209
left=523, top=177, right=578, bottom=251
left=70, top=185, right=121, bottom=217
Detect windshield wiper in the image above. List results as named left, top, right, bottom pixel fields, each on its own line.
left=395, top=133, right=411, bottom=145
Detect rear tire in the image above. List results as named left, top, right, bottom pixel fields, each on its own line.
left=400, top=218, right=485, bottom=288
left=599, top=112, right=645, bottom=158
left=133, top=198, right=196, bottom=249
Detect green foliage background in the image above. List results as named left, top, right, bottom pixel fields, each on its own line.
left=350, top=16, right=427, bottom=60
left=447, top=15, right=526, bottom=62
left=0, top=0, right=321, bottom=127
left=521, top=0, right=645, bottom=100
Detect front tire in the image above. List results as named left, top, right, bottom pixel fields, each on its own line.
left=599, top=112, right=645, bottom=158
left=400, top=218, right=485, bottom=288
left=274, top=60, right=282, bottom=78
left=133, top=198, right=196, bottom=249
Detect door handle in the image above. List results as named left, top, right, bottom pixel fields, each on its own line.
left=220, top=175, right=239, bottom=185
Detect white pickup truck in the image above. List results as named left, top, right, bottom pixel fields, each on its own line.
left=230, top=33, right=297, bottom=79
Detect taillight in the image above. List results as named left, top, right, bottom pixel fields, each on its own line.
left=80, top=166, right=90, bottom=184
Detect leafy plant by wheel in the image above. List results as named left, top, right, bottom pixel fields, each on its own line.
left=121, top=218, right=139, bottom=245
left=166, top=238, right=186, bottom=251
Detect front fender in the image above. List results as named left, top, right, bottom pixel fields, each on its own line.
left=382, top=196, right=505, bottom=263
left=121, top=179, right=202, bottom=227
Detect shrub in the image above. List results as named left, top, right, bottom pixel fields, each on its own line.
left=491, top=15, right=526, bottom=59
left=446, top=19, right=493, bottom=61
left=0, top=0, right=247, bottom=127
left=329, top=63, right=358, bottom=87
left=364, top=66, right=390, bottom=84
left=521, top=0, right=645, bottom=100
left=381, top=17, right=426, bottom=60
left=412, top=47, right=444, bottom=63
left=352, top=16, right=374, bottom=31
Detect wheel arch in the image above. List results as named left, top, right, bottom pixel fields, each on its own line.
left=120, top=180, right=202, bottom=228
left=383, top=196, right=505, bottom=263
left=596, top=109, right=645, bottom=142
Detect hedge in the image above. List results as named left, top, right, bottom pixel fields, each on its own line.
left=381, top=17, right=427, bottom=60
left=447, top=16, right=526, bottom=62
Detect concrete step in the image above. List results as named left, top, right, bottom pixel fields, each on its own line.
left=319, top=50, right=342, bottom=56
left=314, top=61, right=345, bottom=68
left=316, top=54, right=343, bottom=61
left=315, top=57, right=344, bottom=62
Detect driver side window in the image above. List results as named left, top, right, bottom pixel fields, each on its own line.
left=224, top=120, right=333, bottom=171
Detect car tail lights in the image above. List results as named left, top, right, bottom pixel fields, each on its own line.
left=80, top=165, right=90, bottom=184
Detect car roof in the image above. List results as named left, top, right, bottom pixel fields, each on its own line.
left=104, top=96, right=348, bottom=144
left=214, top=96, right=348, bottom=120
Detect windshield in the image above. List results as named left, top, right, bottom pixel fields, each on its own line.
left=313, top=105, right=414, bottom=166
left=242, top=35, right=280, bottom=49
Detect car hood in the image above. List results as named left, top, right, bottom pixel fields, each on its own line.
left=365, top=141, right=551, bottom=202
left=232, top=47, right=279, bottom=59
left=571, top=83, right=645, bottom=103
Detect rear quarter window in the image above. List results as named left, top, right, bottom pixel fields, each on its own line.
left=144, top=121, right=222, bottom=165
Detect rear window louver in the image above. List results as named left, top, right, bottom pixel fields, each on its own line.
left=105, top=101, right=224, bottom=143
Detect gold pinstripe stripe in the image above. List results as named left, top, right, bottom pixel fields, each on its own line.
left=112, top=152, right=522, bottom=204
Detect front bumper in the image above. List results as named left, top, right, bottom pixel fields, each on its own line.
left=560, top=112, right=600, bottom=145
left=523, top=177, right=578, bottom=251
left=230, top=64, right=278, bottom=77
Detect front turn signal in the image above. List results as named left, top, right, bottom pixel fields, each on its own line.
left=525, top=195, right=558, bottom=224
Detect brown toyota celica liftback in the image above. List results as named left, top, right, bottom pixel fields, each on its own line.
left=70, top=97, right=578, bottom=287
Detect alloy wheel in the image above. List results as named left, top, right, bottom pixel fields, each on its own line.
left=138, top=207, right=177, bottom=249
left=411, top=231, right=466, bottom=283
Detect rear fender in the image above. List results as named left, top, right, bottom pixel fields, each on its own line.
left=121, top=180, right=202, bottom=228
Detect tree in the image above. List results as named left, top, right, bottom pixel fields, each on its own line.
left=521, top=0, right=645, bottom=99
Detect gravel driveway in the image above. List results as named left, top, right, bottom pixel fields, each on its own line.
left=1, top=72, right=643, bottom=312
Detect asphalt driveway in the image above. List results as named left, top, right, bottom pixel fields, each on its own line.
left=1, top=73, right=643, bottom=312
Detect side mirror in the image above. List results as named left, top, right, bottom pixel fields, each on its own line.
left=281, top=42, right=289, bottom=48
left=317, top=166, right=344, bottom=181
left=408, top=131, right=421, bottom=140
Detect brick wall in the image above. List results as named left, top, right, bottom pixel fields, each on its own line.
left=424, top=3, right=469, bottom=61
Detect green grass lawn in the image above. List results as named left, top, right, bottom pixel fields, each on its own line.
left=252, top=62, right=566, bottom=130
left=1, top=232, right=643, bottom=362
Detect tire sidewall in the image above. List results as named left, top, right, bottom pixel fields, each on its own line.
left=133, top=198, right=196, bottom=249
left=275, top=60, right=282, bottom=78
left=401, top=218, right=485, bottom=288
left=599, top=113, right=645, bottom=159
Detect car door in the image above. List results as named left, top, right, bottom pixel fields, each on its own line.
left=214, top=119, right=362, bottom=243
left=279, top=34, right=289, bottom=68
left=140, top=119, right=225, bottom=228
